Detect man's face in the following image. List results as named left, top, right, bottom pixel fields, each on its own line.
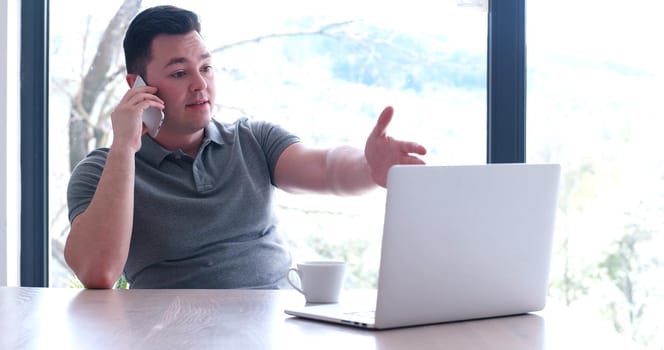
left=144, top=31, right=216, bottom=135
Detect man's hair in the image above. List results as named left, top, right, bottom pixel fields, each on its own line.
left=123, top=5, right=201, bottom=78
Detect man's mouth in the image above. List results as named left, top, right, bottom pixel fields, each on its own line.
left=186, top=100, right=208, bottom=108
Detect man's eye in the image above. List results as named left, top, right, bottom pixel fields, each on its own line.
left=202, top=66, right=214, bottom=73
left=172, top=71, right=186, bottom=78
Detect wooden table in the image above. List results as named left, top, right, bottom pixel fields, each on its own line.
left=0, top=287, right=636, bottom=350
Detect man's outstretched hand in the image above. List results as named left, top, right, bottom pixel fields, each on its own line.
left=364, top=106, right=427, bottom=187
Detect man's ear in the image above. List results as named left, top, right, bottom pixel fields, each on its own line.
left=126, top=74, right=138, bottom=88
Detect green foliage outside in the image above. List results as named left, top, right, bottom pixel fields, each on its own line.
left=67, top=275, right=129, bottom=289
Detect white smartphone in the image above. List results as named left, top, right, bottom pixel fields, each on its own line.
left=132, top=75, right=164, bottom=138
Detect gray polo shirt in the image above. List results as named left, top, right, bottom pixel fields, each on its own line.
left=67, top=118, right=300, bottom=289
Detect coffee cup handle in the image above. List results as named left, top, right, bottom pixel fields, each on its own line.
left=286, top=268, right=305, bottom=295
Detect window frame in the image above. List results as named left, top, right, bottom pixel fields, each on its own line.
left=20, top=0, right=49, bottom=286
left=19, top=0, right=526, bottom=286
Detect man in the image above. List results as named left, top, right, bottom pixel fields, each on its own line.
left=65, top=5, right=426, bottom=289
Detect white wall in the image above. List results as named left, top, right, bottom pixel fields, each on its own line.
left=1, top=0, right=20, bottom=287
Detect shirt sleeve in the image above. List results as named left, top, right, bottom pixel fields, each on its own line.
left=67, top=148, right=109, bottom=223
left=246, top=119, right=301, bottom=183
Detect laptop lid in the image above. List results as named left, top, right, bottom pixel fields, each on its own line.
left=373, top=163, right=561, bottom=328
left=285, top=163, right=561, bottom=330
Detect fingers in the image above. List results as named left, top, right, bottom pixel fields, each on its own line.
left=130, top=89, right=162, bottom=104
left=120, top=85, right=159, bottom=103
left=371, top=107, right=426, bottom=154
left=136, top=96, right=164, bottom=110
left=135, top=100, right=164, bottom=115
left=112, top=88, right=163, bottom=132
left=400, top=141, right=427, bottom=156
left=401, top=155, right=426, bottom=165
left=122, top=90, right=164, bottom=113
left=371, top=106, right=394, bottom=137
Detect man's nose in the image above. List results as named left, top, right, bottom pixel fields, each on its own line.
left=191, top=73, right=207, bottom=91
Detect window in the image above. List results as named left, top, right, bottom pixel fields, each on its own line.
left=527, top=1, right=664, bottom=347
left=13, top=0, right=658, bottom=346
left=47, top=1, right=487, bottom=288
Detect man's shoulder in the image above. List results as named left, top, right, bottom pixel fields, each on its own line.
left=69, top=148, right=110, bottom=174
left=69, top=148, right=110, bottom=184
left=77, top=147, right=110, bottom=164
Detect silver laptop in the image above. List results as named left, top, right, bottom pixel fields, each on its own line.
left=285, top=163, right=561, bottom=329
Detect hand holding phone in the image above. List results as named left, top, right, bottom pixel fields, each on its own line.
left=132, top=75, right=164, bottom=138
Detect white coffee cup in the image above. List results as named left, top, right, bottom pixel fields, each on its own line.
left=286, top=261, right=346, bottom=303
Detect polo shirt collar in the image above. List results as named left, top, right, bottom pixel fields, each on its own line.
left=204, top=120, right=225, bottom=146
left=138, top=122, right=225, bottom=166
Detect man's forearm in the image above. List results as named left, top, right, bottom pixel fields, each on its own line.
left=64, top=146, right=136, bottom=288
left=324, top=145, right=378, bottom=196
